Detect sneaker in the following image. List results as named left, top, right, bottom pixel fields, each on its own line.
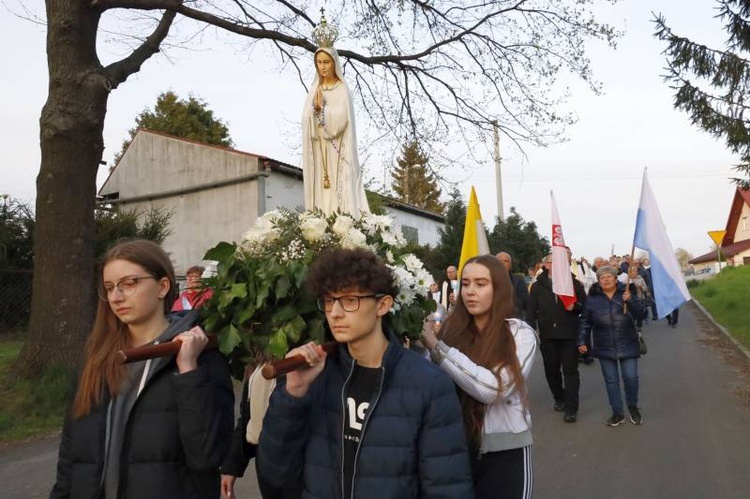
left=629, top=406, right=643, bottom=425
left=564, top=412, right=577, bottom=423
left=606, top=413, right=625, bottom=427
left=553, top=400, right=565, bottom=412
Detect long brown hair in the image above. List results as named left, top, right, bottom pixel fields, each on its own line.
left=72, top=239, right=177, bottom=419
left=439, top=255, right=526, bottom=446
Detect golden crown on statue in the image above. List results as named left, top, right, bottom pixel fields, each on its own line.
left=312, top=8, right=339, bottom=48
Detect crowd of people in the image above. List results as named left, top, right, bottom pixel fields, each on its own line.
left=50, top=237, right=679, bottom=499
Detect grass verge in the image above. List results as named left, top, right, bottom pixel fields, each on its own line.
left=689, top=265, right=750, bottom=350
left=0, top=340, right=71, bottom=442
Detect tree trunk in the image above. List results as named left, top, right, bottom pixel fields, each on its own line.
left=15, top=1, right=109, bottom=378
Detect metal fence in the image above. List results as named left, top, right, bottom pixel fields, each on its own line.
left=0, top=269, right=32, bottom=333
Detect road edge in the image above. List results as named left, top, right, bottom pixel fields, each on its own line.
left=690, top=298, right=750, bottom=362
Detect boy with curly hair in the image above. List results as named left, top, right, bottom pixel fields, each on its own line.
left=258, top=247, right=473, bottom=498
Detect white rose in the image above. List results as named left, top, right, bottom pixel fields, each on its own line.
left=242, top=227, right=264, bottom=244
left=300, top=216, right=327, bottom=242
left=332, top=215, right=354, bottom=237
left=341, top=228, right=367, bottom=249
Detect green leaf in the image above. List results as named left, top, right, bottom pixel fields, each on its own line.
left=204, top=241, right=236, bottom=262
left=218, top=323, right=242, bottom=355
left=306, top=317, right=326, bottom=345
left=268, top=329, right=289, bottom=359
left=236, top=304, right=257, bottom=324
left=285, top=315, right=307, bottom=344
left=230, top=282, right=248, bottom=299
left=275, top=276, right=292, bottom=299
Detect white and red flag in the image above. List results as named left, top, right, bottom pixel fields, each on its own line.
left=550, top=191, right=576, bottom=308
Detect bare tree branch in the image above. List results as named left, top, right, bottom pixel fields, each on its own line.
left=102, top=10, right=177, bottom=88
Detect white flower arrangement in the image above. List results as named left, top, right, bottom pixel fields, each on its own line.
left=204, top=208, right=436, bottom=359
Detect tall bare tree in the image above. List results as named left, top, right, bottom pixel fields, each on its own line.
left=18, top=0, right=619, bottom=377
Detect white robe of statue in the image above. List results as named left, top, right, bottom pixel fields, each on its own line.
left=302, top=47, right=370, bottom=217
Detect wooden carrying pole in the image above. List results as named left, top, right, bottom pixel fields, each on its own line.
left=261, top=342, right=339, bottom=380
left=117, top=336, right=219, bottom=364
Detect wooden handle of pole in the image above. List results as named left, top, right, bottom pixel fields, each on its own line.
left=117, top=336, right=219, bottom=364
left=261, top=342, right=339, bottom=380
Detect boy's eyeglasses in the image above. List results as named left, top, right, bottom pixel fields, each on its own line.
left=99, top=275, right=156, bottom=301
left=317, top=294, right=383, bottom=312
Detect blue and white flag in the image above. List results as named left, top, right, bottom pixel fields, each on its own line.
left=633, top=170, right=690, bottom=318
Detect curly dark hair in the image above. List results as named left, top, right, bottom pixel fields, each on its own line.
left=307, top=248, right=398, bottom=298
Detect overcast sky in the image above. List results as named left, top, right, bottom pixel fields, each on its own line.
left=1, top=0, right=740, bottom=261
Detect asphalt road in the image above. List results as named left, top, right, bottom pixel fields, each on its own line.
left=2, top=302, right=749, bottom=498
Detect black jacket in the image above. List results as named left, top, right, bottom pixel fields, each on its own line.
left=50, top=316, right=234, bottom=499
left=257, top=331, right=474, bottom=499
left=578, top=283, right=643, bottom=360
left=510, top=272, right=529, bottom=321
left=526, top=269, right=586, bottom=339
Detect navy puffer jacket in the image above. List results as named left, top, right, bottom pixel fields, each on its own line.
left=578, top=283, right=643, bottom=360
left=258, top=332, right=474, bottom=499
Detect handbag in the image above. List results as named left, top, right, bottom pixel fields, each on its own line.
left=637, top=332, right=647, bottom=355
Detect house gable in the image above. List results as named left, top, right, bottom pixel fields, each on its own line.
left=723, top=187, right=750, bottom=245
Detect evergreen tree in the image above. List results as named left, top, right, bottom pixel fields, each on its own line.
left=115, top=91, right=234, bottom=163
left=391, top=141, right=444, bottom=213
left=488, top=207, right=550, bottom=274
left=654, top=1, right=750, bottom=185
left=432, top=188, right=467, bottom=277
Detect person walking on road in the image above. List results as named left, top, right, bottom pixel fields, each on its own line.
left=258, top=248, right=474, bottom=499
left=496, top=251, right=529, bottom=322
left=578, top=266, right=644, bottom=427
left=527, top=254, right=587, bottom=423
left=422, top=255, right=539, bottom=499
left=50, top=239, right=234, bottom=499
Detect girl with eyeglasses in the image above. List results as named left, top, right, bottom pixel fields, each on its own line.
left=50, top=239, right=233, bottom=499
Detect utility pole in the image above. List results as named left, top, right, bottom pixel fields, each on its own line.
left=493, top=121, right=504, bottom=221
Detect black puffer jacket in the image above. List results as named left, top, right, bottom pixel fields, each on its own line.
left=578, top=283, right=643, bottom=360
left=50, top=317, right=234, bottom=499
left=526, top=269, right=587, bottom=339
left=258, top=331, right=474, bottom=499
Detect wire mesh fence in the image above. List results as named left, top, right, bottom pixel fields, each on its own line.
left=0, top=269, right=32, bottom=334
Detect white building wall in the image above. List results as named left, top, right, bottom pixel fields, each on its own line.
left=99, top=131, right=445, bottom=272
left=385, top=207, right=442, bottom=247
left=99, top=132, right=263, bottom=273
left=735, top=203, right=750, bottom=243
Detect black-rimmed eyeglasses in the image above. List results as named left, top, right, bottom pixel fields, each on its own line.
left=317, top=294, right=383, bottom=312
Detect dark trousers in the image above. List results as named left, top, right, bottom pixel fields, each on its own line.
left=256, top=461, right=303, bottom=499
left=667, top=308, right=679, bottom=325
left=540, top=338, right=580, bottom=413
left=472, top=446, right=533, bottom=499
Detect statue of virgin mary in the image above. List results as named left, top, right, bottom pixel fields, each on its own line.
left=302, top=13, right=370, bottom=216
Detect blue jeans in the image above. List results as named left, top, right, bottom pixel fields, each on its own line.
left=598, top=358, right=639, bottom=415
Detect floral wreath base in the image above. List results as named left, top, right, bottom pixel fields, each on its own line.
left=201, top=208, right=435, bottom=369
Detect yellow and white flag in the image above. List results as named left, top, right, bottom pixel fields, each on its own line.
left=458, top=186, right=490, bottom=275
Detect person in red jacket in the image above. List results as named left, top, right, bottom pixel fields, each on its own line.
left=172, top=265, right=214, bottom=311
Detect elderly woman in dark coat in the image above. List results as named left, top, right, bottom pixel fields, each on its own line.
left=578, top=266, right=644, bottom=427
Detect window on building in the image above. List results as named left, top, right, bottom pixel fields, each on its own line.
left=744, top=256, right=750, bottom=266
left=744, top=217, right=749, bottom=231
left=401, top=225, right=419, bottom=245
